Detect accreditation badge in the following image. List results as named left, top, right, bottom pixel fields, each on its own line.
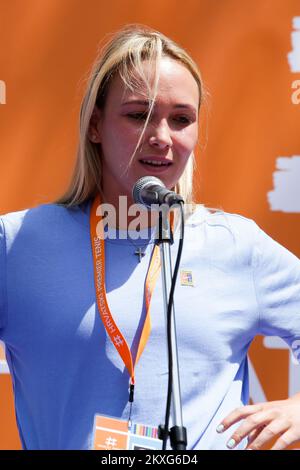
left=180, top=269, right=194, bottom=286
left=92, top=414, right=162, bottom=450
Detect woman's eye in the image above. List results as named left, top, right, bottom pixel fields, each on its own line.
left=174, top=116, right=192, bottom=124
left=127, top=112, right=148, bottom=120
left=127, top=113, right=193, bottom=125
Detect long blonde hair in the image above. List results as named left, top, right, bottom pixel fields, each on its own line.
left=54, top=24, right=207, bottom=220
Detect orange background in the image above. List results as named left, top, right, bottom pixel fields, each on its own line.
left=0, top=0, right=299, bottom=449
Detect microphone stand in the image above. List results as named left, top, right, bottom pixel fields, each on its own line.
left=155, top=205, right=187, bottom=451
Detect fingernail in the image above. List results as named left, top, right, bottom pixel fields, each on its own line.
left=216, top=424, right=225, bottom=433
left=227, top=438, right=236, bottom=449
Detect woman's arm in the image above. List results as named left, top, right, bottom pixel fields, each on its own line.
left=218, top=223, right=300, bottom=450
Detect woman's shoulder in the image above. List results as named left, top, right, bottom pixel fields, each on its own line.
left=188, top=205, right=300, bottom=266
left=187, top=203, right=258, bottom=235
left=0, top=203, right=63, bottom=233
left=0, top=200, right=90, bottom=245
left=185, top=204, right=271, bottom=263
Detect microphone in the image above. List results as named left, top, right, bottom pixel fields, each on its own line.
left=132, top=176, right=184, bottom=209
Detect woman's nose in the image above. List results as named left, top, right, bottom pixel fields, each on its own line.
left=148, top=120, right=172, bottom=149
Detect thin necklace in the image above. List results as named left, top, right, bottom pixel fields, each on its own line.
left=126, top=229, right=156, bottom=263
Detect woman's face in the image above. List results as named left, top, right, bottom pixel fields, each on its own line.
left=90, top=57, right=200, bottom=204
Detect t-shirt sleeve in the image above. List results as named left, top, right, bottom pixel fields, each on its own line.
left=0, top=217, right=7, bottom=333
left=252, top=222, right=300, bottom=353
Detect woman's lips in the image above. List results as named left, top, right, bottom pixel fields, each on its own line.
left=138, top=160, right=173, bottom=172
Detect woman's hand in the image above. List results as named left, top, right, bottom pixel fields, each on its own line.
left=216, top=393, right=300, bottom=450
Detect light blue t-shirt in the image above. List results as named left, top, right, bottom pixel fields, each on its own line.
left=0, top=200, right=299, bottom=450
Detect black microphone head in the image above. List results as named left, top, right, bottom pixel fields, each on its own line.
left=132, top=176, right=164, bottom=205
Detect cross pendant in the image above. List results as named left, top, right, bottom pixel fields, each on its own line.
left=135, top=247, right=145, bottom=263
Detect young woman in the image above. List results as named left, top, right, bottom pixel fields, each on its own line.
left=0, top=24, right=300, bottom=450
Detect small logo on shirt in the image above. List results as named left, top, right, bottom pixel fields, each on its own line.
left=180, top=270, right=194, bottom=287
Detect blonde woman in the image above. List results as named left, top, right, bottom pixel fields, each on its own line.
left=0, top=24, right=300, bottom=450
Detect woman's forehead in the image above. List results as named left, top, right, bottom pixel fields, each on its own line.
left=106, top=58, right=199, bottom=106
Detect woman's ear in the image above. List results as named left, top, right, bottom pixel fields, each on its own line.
left=88, top=106, right=102, bottom=143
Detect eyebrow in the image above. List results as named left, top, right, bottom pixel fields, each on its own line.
left=121, top=99, right=197, bottom=112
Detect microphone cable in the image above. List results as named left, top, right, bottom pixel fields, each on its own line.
left=161, top=201, right=186, bottom=450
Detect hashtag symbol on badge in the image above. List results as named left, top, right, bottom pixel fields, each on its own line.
left=113, top=335, right=124, bottom=347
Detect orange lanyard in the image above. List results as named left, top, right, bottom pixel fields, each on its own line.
left=90, top=194, right=165, bottom=394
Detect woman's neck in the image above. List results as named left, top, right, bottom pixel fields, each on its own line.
left=99, top=192, right=158, bottom=230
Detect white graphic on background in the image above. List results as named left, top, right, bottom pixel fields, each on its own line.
left=288, top=17, right=300, bottom=72
left=263, top=337, right=300, bottom=396
left=0, top=341, right=9, bottom=374
left=291, top=79, right=300, bottom=104
left=267, top=156, right=300, bottom=213
left=0, top=80, right=6, bottom=105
